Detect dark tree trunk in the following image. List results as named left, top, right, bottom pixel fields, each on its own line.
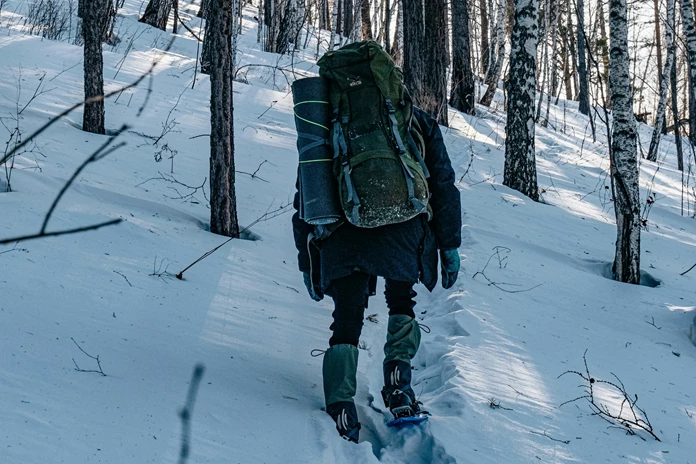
left=82, top=0, right=110, bottom=134
left=201, top=11, right=213, bottom=74
left=403, top=0, right=425, bottom=110
left=576, top=0, right=590, bottom=114
left=208, top=0, right=240, bottom=237
left=609, top=0, right=640, bottom=284
left=671, top=39, right=684, bottom=171
left=451, top=0, right=475, bottom=114
left=504, top=0, right=539, bottom=201
left=682, top=0, right=696, bottom=145
left=344, top=0, right=354, bottom=40
left=647, top=0, right=675, bottom=163
left=361, top=0, right=373, bottom=40
left=198, top=0, right=209, bottom=18
left=480, top=0, right=490, bottom=75
left=139, top=0, right=173, bottom=31
left=384, top=0, right=391, bottom=53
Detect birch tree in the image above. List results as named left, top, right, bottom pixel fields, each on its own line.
left=504, top=0, right=539, bottom=201
left=609, top=0, right=640, bottom=284
left=647, top=0, right=675, bottom=163
left=208, top=0, right=240, bottom=237
left=83, top=0, right=110, bottom=134
left=451, top=0, right=475, bottom=114
left=680, top=0, right=696, bottom=145
left=139, top=0, right=174, bottom=30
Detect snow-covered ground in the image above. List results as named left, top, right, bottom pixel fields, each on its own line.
left=1, top=2, right=695, bottom=463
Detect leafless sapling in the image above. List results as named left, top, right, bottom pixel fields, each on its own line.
left=559, top=350, right=660, bottom=441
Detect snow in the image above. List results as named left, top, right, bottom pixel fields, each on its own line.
left=2, top=1, right=696, bottom=463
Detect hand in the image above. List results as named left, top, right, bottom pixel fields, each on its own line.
left=440, top=249, right=460, bottom=289
left=303, top=271, right=324, bottom=301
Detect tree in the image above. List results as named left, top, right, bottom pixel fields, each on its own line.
left=480, top=0, right=491, bottom=75
left=609, top=0, right=640, bottom=284
left=82, top=0, right=110, bottom=134
left=647, top=0, right=676, bottom=163
left=403, top=0, right=449, bottom=125
left=480, top=0, right=506, bottom=107
left=361, top=0, right=373, bottom=40
left=504, top=0, right=539, bottom=201
left=680, top=0, right=696, bottom=145
left=139, top=0, right=174, bottom=31
left=198, top=0, right=209, bottom=18
left=208, top=0, right=240, bottom=237
left=450, top=0, right=475, bottom=114
left=576, top=0, right=590, bottom=114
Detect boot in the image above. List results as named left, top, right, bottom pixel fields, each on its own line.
left=382, top=315, right=422, bottom=417
left=323, top=344, right=361, bottom=442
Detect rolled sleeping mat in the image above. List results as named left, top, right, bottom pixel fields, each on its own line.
left=291, top=77, right=342, bottom=225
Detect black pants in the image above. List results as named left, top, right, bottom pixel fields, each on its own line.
left=328, top=271, right=417, bottom=347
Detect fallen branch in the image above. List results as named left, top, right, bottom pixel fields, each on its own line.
left=71, top=337, right=106, bottom=376
left=681, top=263, right=696, bottom=276
left=176, top=202, right=293, bottom=279
left=530, top=430, right=570, bottom=444
left=178, top=364, right=205, bottom=464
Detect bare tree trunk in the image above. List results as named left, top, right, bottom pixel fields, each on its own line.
left=480, top=0, right=491, bottom=75
left=384, top=0, right=391, bottom=52
left=670, top=34, right=684, bottom=171
left=680, top=0, right=696, bottom=145
left=209, top=0, right=240, bottom=238
left=566, top=0, right=579, bottom=98
left=653, top=0, right=664, bottom=126
left=543, top=0, right=558, bottom=123
left=393, top=0, right=404, bottom=65
left=480, top=0, right=506, bottom=106
left=597, top=0, right=611, bottom=106
left=82, top=0, right=109, bottom=134
left=201, top=10, right=213, bottom=73
left=576, top=0, right=590, bottom=114
left=647, top=0, right=675, bottom=163
left=330, top=0, right=340, bottom=49
left=404, top=0, right=449, bottom=125
left=504, top=0, right=539, bottom=201
left=139, top=0, right=173, bottom=31
left=361, top=0, right=373, bottom=39
left=198, top=0, right=209, bottom=18
left=609, top=0, right=640, bottom=284
left=451, top=0, right=475, bottom=114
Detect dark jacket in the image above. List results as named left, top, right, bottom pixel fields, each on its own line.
left=292, top=107, right=461, bottom=291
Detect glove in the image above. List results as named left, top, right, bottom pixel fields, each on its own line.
left=440, top=249, right=460, bottom=289
left=303, top=271, right=324, bottom=301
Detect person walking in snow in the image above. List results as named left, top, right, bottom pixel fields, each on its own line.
left=291, top=41, right=461, bottom=443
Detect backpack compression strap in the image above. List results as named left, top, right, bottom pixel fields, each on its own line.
left=332, top=108, right=361, bottom=223
left=385, top=99, right=426, bottom=212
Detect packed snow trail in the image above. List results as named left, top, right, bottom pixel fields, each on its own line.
left=2, top=2, right=696, bottom=463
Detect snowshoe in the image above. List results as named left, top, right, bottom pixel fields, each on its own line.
left=327, top=401, right=361, bottom=443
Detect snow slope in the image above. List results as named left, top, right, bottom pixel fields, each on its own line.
left=1, top=2, right=695, bottom=463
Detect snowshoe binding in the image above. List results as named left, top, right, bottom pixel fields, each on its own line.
left=382, top=360, right=429, bottom=427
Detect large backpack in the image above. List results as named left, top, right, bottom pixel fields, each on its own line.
left=317, top=41, right=430, bottom=228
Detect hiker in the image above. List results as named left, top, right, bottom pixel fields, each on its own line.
left=291, top=41, right=461, bottom=443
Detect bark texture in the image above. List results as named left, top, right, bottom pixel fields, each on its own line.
left=209, top=0, right=240, bottom=237
left=82, top=0, right=110, bottom=134
left=451, top=0, right=475, bottom=114
left=647, top=0, right=675, bottom=163
left=609, top=0, right=640, bottom=284
left=503, top=0, right=539, bottom=201
left=576, top=0, right=590, bottom=114
left=403, top=0, right=449, bottom=125
left=139, top=0, right=173, bottom=31
left=480, top=0, right=505, bottom=106
left=680, top=0, right=696, bottom=145
left=361, top=0, right=373, bottom=40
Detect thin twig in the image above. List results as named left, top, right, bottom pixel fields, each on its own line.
left=681, top=263, right=696, bottom=276
left=71, top=337, right=106, bottom=376
left=113, top=270, right=133, bottom=287
left=530, top=430, right=570, bottom=444
left=0, top=219, right=123, bottom=246
left=178, top=364, right=205, bottom=464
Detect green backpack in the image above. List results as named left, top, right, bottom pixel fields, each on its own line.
left=317, top=41, right=430, bottom=228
